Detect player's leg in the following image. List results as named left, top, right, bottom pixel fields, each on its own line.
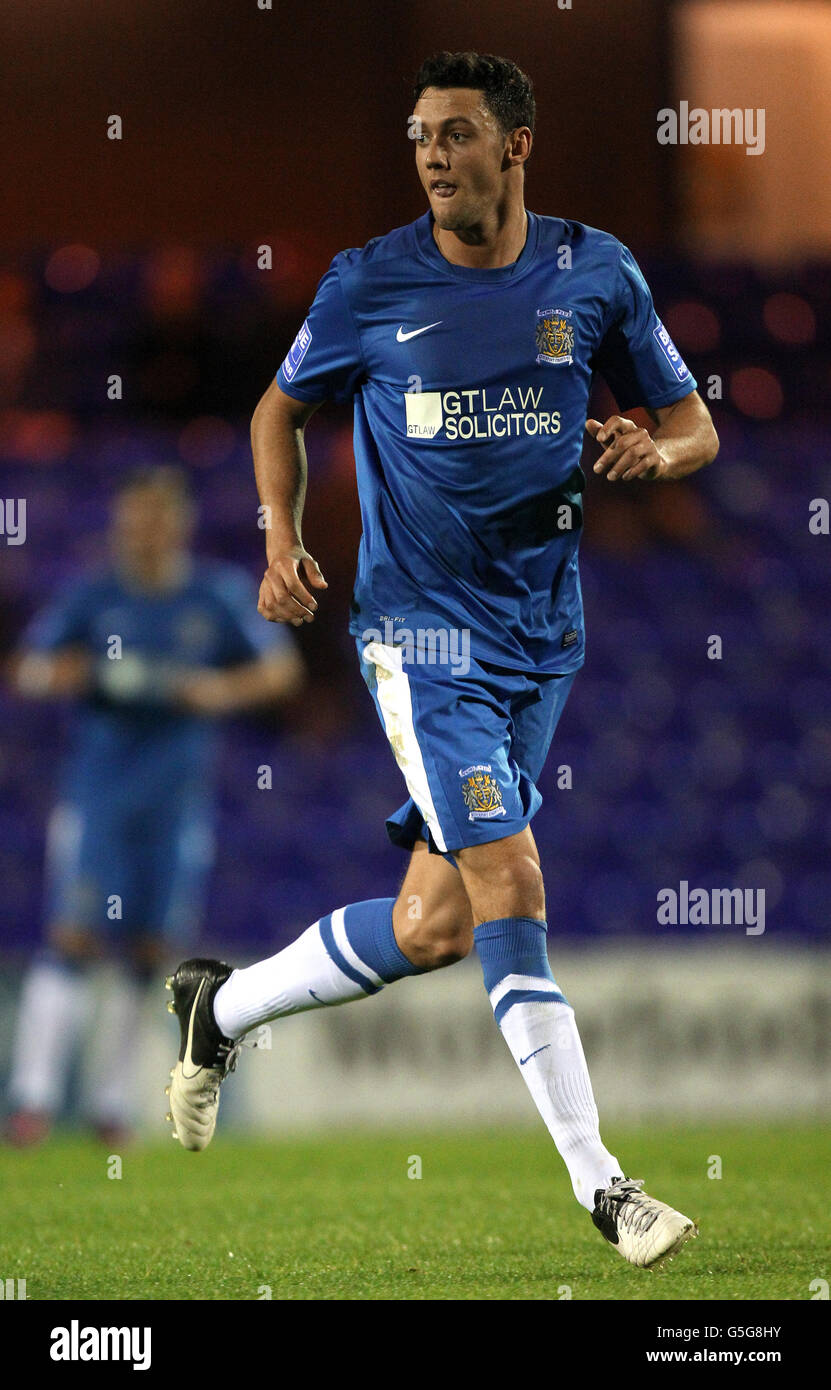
left=455, top=669, right=696, bottom=1266
left=459, top=825, right=696, bottom=1267
left=80, top=934, right=167, bottom=1144
left=5, top=804, right=101, bottom=1144
left=76, top=811, right=170, bottom=1141
left=5, top=923, right=98, bottom=1144
left=211, top=836, right=472, bottom=1040
left=208, top=633, right=478, bottom=1041
left=449, top=668, right=623, bottom=1206
left=391, top=838, right=474, bottom=967
left=166, top=842, right=473, bottom=1150
left=455, top=822, right=624, bottom=1210
left=84, top=802, right=212, bottom=1143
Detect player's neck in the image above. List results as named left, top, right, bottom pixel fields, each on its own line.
left=431, top=204, right=528, bottom=270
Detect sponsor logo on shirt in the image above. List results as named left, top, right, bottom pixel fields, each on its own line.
left=282, top=320, right=312, bottom=381
left=404, top=386, right=561, bottom=440
left=535, top=306, right=575, bottom=366
left=652, top=319, right=689, bottom=381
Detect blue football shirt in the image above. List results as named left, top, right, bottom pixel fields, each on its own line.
left=277, top=210, right=696, bottom=673
left=25, top=559, right=292, bottom=805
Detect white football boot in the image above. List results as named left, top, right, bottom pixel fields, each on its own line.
left=164, top=958, right=241, bottom=1152
left=591, top=1176, right=698, bottom=1268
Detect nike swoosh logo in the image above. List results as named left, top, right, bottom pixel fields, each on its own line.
left=519, top=1044, right=551, bottom=1066
left=181, top=978, right=206, bottom=1079
left=396, top=321, right=442, bottom=342
left=309, top=989, right=325, bottom=1003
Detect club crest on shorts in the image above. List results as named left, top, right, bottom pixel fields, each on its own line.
left=459, top=763, right=506, bottom=820
left=535, top=307, right=575, bottom=366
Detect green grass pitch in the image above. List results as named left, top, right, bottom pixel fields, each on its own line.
left=1, top=1124, right=827, bottom=1300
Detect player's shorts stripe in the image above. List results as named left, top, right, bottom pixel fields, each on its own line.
left=488, top=973, right=563, bottom=1013
left=493, top=988, right=568, bottom=1028
left=318, top=913, right=381, bottom=996
left=362, top=641, right=447, bottom=853
left=331, top=906, right=384, bottom=988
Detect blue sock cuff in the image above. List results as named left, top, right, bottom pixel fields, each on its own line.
left=474, top=916, right=554, bottom=994
left=343, top=898, right=427, bottom=982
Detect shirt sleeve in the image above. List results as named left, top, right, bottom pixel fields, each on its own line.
left=23, top=580, right=94, bottom=651
left=212, top=567, right=297, bottom=667
left=590, top=243, right=697, bottom=411
left=276, top=256, right=366, bottom=405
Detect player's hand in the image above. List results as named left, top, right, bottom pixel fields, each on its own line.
left=173, top=670, right=233, bottom=717
left=586, top=415, right=668, bottom=482
left=15, top=648, right=93, bottom=698
left=258, top=546, right=328, bottom=626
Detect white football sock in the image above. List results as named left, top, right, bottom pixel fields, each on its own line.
left=214, top=913, right=382, bottom=1039
left=494, top=987, right=622, bottom=1210
left=7, top=960, right=92, bottom=1114
left=82, top=970, right=143, bottom=1127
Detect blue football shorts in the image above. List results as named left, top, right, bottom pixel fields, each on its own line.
left=43, top=789, right=214, bottom=944
left=356, top=635, right=577, bottom=862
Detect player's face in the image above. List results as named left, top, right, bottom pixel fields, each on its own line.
left=112, top=487, right=191, bottom=569
left=412, top=88, right=512, bottom=232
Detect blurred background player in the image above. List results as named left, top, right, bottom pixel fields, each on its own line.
left=4, top=466, right=303, bottom=1145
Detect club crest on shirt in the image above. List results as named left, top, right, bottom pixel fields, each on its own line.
left=459, top=764, right=506, bottom=820
left=535, top=306, right=575, bottom=366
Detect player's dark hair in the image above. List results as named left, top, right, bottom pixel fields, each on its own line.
left=413, top=51, right=535, bottom=149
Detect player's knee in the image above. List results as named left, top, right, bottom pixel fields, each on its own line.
left=395, top=906, right=473, bottom=970
left=461, top=849, right=545, bottom=923
left=48, top=922, right=101, bottom=964
left=417, top=930, right=473, bottom=969
left=425, top=927, right=473, bottom=968
left=514, top=853, right=545, bottom=908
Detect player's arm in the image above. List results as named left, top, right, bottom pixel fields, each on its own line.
left=173, top=648, right=305, bottom=717
left=251, top=378, right=328, bottom=627
left=10, top=646, right=93, bottom=699
left=586, top=389, right=719, bottom=483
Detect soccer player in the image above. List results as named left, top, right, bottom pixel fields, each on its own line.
left=5, top=466, right=302, bottom=1145
left=166, top=53, right=718, bottom=1269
